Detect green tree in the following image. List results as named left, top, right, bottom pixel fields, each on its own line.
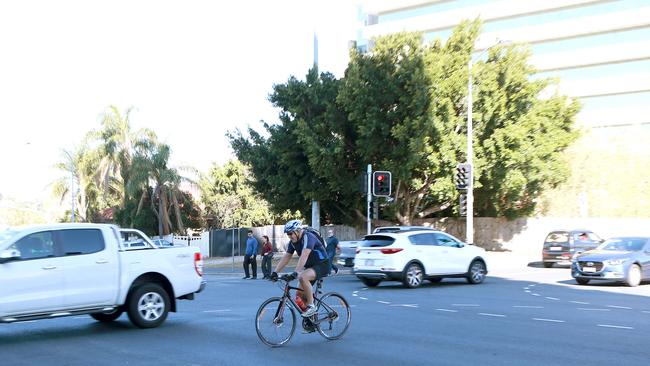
left=230, top=20, right=579, bottom=225
left=229, top=68, right=363, bottom=224
left=199, top=159, right=275, bottom=228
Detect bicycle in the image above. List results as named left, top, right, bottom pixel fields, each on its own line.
left=255, top=273, right=351, bottom=347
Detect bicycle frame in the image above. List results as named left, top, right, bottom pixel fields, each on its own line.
left=274, top=279, right=333, bottom=326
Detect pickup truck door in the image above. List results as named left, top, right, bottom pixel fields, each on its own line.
left=0, top=231, right=65, bottom=315
left=56, top=228, right=119, bottom=308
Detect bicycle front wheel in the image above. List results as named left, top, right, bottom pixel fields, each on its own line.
left=316, top=292, right=351, bottom=340
left=255, top=297, right=296, bottom=347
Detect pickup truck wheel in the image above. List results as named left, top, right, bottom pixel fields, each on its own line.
left=127, top=283, right=170, bottom=329
left=90, top=308, right=123, bottom=322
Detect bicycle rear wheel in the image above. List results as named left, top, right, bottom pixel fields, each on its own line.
left=255, top=297, right=296, bottom=347
left=315, top=292, right=351, bottom=340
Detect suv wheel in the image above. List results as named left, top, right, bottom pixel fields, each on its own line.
left=466, top=260, right=486, bottom=284
left=360, top=277, right=381, bottom=287
left=403, top=263, right=423, bottom=288
left=575, top=278, right=590, bottom=285
left=543, top=262, right=554, bottom=268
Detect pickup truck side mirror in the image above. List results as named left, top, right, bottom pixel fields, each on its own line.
left=0, top=249, right=21, bottom=264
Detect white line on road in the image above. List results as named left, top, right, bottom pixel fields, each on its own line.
left=377, top=301, right=391, bottom=304
left=533, top=318, right=565, bottom=323
left=524, top=290, right=531, bottom=293
left=523, top=287, right=529, bottom=290
left=606, top=305, right=632, bottom=309
left=642, top=311, right=650, bottom=314
left=479, top=313, right=506, bottom=317
left=513, top=305, right=544, bottom=309
left=359, top=297, right=368, bottom=300
left=435, top=308, right=458, bottom=313
left=452, top=304, right=480, bottom=307
left=597, top=324, right=634, bottom=330
left=545, top=297, right=560, bottom=301
left=390, top=304, right=419, bottom=308
left=532, top=293, right=541, bottom=296
left=577, top=308, right=610, bottom=311
left=570, top=301, right=589, bottom=305
left=352, top=293, right=358, bottom=297
left=203, top=309, right=232, bottom=313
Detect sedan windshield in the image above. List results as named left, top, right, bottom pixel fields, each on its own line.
left=601, top=238, right=646, bottom=252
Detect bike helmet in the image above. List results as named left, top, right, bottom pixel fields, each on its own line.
left=284, top=219, right=303, bottom=234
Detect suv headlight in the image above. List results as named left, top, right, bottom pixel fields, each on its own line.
left=605, top=258, right=627, bottom=266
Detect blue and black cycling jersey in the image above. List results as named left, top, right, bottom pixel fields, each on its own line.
left=287, top=230, right=328, bottom=268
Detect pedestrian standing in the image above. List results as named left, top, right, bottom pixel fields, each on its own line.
left=326, top=229, right=340, bottom=275
left=243, top=230, right=258, bottom=279
left=261, top=235, right=273, bottom=279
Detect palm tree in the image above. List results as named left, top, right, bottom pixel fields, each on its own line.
left=127, top=140, right=195, bottom=236
left=93, top=105, right=156, bottom=210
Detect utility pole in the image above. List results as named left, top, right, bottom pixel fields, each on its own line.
left=311, top=31, right=321, bottom=231
left=367, top=164, right=372, bottom=235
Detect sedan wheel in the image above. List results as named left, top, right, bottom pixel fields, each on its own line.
left=625, top=264, right=641, bottom=287
left=466, top=260, right=486, bottom=284
left=403, top=263, right=423, bottom=288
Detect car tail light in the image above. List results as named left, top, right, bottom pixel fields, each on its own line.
left=194, top=252, right=204, bottom=276
left=380, top=248, right=403, bottom=254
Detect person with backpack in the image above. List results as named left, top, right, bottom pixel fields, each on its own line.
left=270, top=219, right=329, bottom=318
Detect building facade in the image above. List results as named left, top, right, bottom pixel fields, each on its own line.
left=356, top=0, right=650, bottom=217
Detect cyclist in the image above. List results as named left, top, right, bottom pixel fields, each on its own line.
left=271, top=219, right=330, bottom=318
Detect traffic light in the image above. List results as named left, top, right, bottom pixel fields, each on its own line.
left=372, top=171, right=392, bottom=197
left=459, top=193, right=467, bottom=217
left=369, top=201, right=378, bottom=219
left=455, top=163, right=472, bottom=190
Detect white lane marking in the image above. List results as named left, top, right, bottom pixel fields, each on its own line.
left=577, top=308, right=610, bottom=311
left=359, top=297, right=368, bottom=300
left=529, top=284, right=536, bottom=287
left=452, top=304, right=480, bottom=307
left=532, top=293, right=541, bottom=296
left=642, top=311, right=650, bottom=314
left=524, top=290, right=531, bottom=293
left=435, top=308, right=458, bottom=313
left=545, top=297, right=560, bottom=301
left=597, top=324, right=634, bottom=330
left=389, top=304, right=419, bottom=308
left=606, top=305, right=632, bottom=310
left=513, top=305, right=544, bottom=309
left=570, top=301, right=589, bottom=305
left=533, top=318, right=565, bottom=323
left=203, top=309, right=232, bottom=313
left=479, top=313, right=506, bottom=317
left=361, top=288, right=368, bottom=291
left=523, top=287, right=529, bottom=290
left=352, top=293, right=359, bottom=297
left=377, top=301, right=391, bottom=304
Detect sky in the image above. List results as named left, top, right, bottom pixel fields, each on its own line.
left=0, top=0, right=360, bottom=202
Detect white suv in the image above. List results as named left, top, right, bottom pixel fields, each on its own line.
left=353, top=230, right=488, bottom=288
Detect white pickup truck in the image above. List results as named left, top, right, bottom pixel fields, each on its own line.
left=0, top=223, right=206, bottom=328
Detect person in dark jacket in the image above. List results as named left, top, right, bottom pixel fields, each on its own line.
left=243, top=230, right=259, bottom=279
left=326, top=229, right=340, bottom=275
left=261, top=235, right=273, bottom=279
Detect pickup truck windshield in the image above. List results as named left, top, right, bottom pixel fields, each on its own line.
left=0, top=229, right=18, bottom=247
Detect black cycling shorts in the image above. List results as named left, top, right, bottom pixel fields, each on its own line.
left=306, top=260, right=330, bottom=280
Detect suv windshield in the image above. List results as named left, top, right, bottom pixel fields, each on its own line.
left=545, top=232, right=569, bottom=243
left=361, top=235, right=395, bottom=248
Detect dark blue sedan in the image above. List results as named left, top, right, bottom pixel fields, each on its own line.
left=571, top=237, right=650, bottom=287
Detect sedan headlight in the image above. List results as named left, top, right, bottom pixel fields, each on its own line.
left=605, top=258, right=627, bottom=266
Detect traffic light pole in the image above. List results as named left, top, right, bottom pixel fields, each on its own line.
left=367, top=164, right=372, bottom=235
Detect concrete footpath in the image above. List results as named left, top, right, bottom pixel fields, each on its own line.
left=203, top=251, right=537, bottom=277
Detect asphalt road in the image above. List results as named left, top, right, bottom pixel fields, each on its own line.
left=1, top=255, right=649, bottom=366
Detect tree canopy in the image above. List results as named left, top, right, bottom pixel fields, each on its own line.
left=229, top=20, right=580, bottom=225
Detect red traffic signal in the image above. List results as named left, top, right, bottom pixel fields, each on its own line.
left=372, top=171, right=392, bottom=197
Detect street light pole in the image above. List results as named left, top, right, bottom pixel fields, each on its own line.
left=466, top=61, right=474, bottom=244
left=466, top=40, right=508, bottom=245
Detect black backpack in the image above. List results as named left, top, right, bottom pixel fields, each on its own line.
left=303, top=226, right=327, bottom=256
